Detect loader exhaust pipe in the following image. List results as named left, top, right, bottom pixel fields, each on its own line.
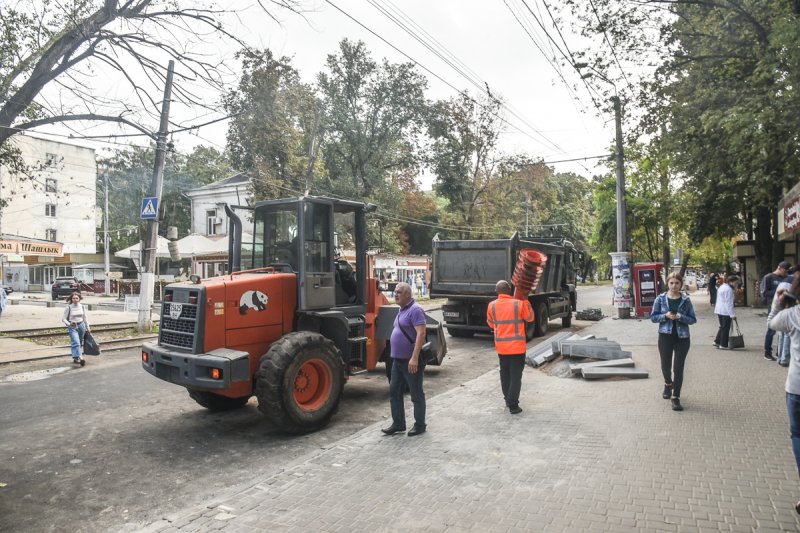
left=224, top=204, right=242, bottom=273
left=512, top=249, right=547, bottom=300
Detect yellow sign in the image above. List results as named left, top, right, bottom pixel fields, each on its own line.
left=0, top=240, right=63, bottom=257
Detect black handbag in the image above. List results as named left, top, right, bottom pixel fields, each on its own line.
left=83, top=331, right=101, bottom=356
left=729, top=318, right=745, bottom=349
left=396, top=321, right=433, bottom=366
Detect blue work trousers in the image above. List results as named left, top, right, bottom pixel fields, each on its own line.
left=389, top=358, right=426, bottom=431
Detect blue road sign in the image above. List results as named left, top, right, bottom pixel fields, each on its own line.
left=141, top=197, right=158, bottom=219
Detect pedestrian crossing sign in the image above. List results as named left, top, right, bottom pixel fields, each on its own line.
left=141, top=197, right=158, bottom=219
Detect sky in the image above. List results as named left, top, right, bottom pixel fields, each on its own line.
left=32, top=0, right=630, bottom=185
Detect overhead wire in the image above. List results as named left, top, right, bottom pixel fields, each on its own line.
left=586, top=0, right=635, bottom=94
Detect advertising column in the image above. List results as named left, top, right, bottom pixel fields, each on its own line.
left=610, top=252, right=633, bottom=318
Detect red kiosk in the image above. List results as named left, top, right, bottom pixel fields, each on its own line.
left=632, top=262, right=664, bottom=317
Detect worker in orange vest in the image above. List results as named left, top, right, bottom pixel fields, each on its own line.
left=486, top=280, right=535, bottom=414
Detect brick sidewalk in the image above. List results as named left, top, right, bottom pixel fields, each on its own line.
left=140, top=303, right=800, bottom=532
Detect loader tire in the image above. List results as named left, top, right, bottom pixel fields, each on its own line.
left=255, top=331, right=345, bottom=434
left=187, top=390, right=250, bottom=412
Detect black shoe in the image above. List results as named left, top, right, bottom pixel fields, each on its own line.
left=780, top=361, right=790, bottom=367
left=764, top=354, right=777, bottom=361
left=407, top=426, right=426, bottom=436
left=671, top=398, right=683, bottom=411
left=662, top=384, right=673, bottom=400
left=381, top=425, right=406, bottom=435
left=79, top=358, right=85, bottom=367
left=509, top=405, right=523, bottom=414
left=795, top=499, right=800, bottom=515
left=713, top=342, right=719, bottom=348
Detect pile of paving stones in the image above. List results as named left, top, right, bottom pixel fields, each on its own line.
left=576, top=308, right=604, bottom=321
left=526, top=332, right=648, bottom=379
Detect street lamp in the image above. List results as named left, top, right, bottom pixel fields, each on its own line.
left=575, top=65, right=632, bottom=317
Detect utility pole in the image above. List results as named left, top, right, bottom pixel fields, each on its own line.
left=103, top=172, right=110, bottom=295
left=612, top=95, right=627, bottom=253
left=138, top=60, right=174, bottom=332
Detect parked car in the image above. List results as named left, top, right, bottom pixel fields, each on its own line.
left=51, top=276, right=80, bottom=300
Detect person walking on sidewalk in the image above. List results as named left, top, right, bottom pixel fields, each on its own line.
left=486, top=280, right=535, bottom=414
left=381, top=282, right=427, bottom=437
left=767, top=275, right=800, bottom=515
left=763, top=261, right=791, bottom=361
left=708, top=272, right=718, bottom=305
left=0, top=286, right=7, bottom=318
left=651, top=272, right=697, bottom=412
left=769, top=279, right=795, bottom=367
left=714, top=275, right=738, bottom=350
left=63, top=292, right=90, bottom=366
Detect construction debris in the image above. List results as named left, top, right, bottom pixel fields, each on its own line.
left=569, top=358, right=635, bottom=375
left=558, top=339, right=631, bottom=360
left=576, top=308, right=604, bottom=321
left=581, top=367, right=649, bottom=379
left=526, top=331, right=574, bottom=367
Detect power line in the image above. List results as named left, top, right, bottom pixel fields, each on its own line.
left=325, top=0, right=564, bottom=154
left=586, top=0, right=635, bottom=94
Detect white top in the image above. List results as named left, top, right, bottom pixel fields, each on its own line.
left=714, top=283, right=735, bottom=318
left=769, top=307, right=800, bottom=395
left=62, top=303, right=89, bottom=327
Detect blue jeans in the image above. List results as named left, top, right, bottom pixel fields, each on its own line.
left=787, top=393, right=800, bottom=478
left=68, top=323, right=86, bottom=358
left=778, top=332, right=791, bottom=365
left=765, top=328, right=777, bottom=357
left=389, top=358, right=426, bottom=430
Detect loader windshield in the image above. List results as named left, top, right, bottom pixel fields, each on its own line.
left=253, top=204, right=299, bottom=271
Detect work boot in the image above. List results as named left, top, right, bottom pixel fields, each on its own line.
left=671, top=397, right=683, bottom=411
left=662, top=384, right=673, bottom=399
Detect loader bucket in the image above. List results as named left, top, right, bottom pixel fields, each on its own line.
left=423, top=314, right=448, bottom=366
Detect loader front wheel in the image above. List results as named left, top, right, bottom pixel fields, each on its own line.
left=187, top=390, right=250, bottom=412
left=255, top=332, right=345, bottom=434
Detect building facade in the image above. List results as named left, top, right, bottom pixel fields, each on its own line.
left=0, top=133, right=98, bottom=291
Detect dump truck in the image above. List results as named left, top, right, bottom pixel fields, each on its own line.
left=430, top=232, right=578, bottom=339
left=141, top=196, right=446, bottom=433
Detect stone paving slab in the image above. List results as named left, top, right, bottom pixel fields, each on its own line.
left=581, top=366, right=649, bottom=379
left=139, top=302, right=800, bottom=532
left=570, top=358, right=635, bottom=375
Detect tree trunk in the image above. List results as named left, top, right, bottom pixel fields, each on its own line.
left=754, top=206, right=774, bottom=277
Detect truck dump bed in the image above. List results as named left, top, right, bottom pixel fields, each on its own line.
left=430, top=234, right=570, bottom=298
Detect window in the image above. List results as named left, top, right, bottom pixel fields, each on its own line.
left=45, top=153, right=59, bottom=168
left=206, top=209, right=218, bottom=235
left=45, top=204, right=56, bottom=217
left=45, top=229, right=57, bottom=242
left=45, top=178, right=57, bottom=193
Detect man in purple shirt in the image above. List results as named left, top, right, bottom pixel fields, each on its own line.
left=382, top=282, right=428, bottom=437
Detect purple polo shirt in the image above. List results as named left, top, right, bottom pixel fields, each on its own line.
left=390, top=299, right=426, bottom=359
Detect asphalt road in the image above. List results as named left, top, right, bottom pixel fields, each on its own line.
left=0, top=286, right=610, bottom=532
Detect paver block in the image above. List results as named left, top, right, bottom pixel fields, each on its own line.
left=581, top=367, right=649, bottom=379
left=569, top=358, right=635, bottom=375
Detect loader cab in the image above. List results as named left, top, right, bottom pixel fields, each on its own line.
left=248, top=196, right=372, bottom=314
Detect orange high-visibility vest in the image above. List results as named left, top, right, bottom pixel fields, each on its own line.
left=486, top=294, right=535, bottom=355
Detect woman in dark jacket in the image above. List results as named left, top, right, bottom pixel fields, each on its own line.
left=651, top=272, right=698, bottom=411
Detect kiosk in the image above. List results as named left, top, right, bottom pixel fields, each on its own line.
left=633, top=262, right=664, bottom=317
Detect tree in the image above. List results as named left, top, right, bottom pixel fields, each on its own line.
left=317, top=39, right=428, bottom=199
left=427, top=90, right=504, bottom=239
left=224, top=49, right=320, bottom=200
left=1, top=1, right=300, bottom=153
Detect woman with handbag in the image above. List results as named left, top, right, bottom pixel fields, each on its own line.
left=767, top=276, right=800, bottom=515
left=62, top=292, right=90, bottom=366
left=714, top=275, right=738, bottom=350
left=651, top=272, right=697, bottom=411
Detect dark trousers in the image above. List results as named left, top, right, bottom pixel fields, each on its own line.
left=765, top=328, right=777, bottom=357
left=709, top=286, right=717, bottom=305
left=498, top=354, right=526, bottom=408
left=715, top=315, right=732, bottom=348
left=658, top=333, right=690, bottom=398
left=389, top=358, right=426, bottom=430
left=787, top=393, right=800, bottom=477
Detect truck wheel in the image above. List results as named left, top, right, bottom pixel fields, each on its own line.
left=446, top=327, right=474, bottom=338
left=562, top=312, right=572, bottom=328
left=187, top=390, right=250, bottom=411
left=534, top=302, right=549, bottom=337
left=525, top=319, right=536, bottom=342
left=255, top=331, right=345, bottom=434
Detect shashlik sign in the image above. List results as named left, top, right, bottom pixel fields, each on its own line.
left=0, top=240, right=64, bottom=257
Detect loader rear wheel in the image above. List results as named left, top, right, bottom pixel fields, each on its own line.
left=533, top=302, right=549, bottom=337
left=255, top=331, right=345, bottom=434
left=187, top=390, right=250, bottom=412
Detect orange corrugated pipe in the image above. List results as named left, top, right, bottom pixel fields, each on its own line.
left=512, top=249, right=547, bottom=300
